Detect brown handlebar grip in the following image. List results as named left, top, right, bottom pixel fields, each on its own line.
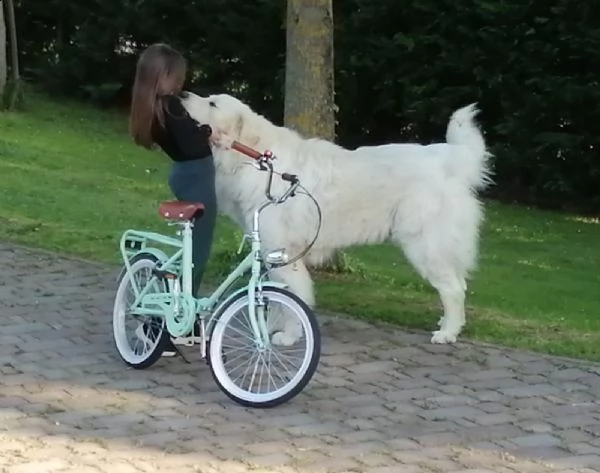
left=231, top=141, right=262, bottom=160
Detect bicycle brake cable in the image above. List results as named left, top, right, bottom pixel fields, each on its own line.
left=261, top=172, right=323, bottom=273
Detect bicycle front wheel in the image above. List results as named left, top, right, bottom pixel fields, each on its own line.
left=209, top=287, right=321, bottom=408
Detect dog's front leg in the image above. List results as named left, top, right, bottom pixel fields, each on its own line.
left=266, top=259, right=315, bottom=346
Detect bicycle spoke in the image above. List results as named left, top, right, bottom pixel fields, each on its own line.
left=132, top=333, right=142, bottom=355
left=247, top=351, right=262, bottom=393
left=272, top=348, right=305, bottom=364
left=235, top=350, right=259, bottom=387
left=220, top=335, right=249, bottom=350
left=266, top=352, right=291, bottom=386
left=221, top=320, right=255, bottom=343
left=237, top=352, right=259, bottom=388
left=220, top=341, right=254, bottom=352
left=269, top=348, right=298, bottom=380
left=238, top=308, right=253, bottom=334
left=257, top=352, right=265, bottom=394
left=263, top=349, right=278, bottom=392
left=222, top=328, right=252, bottom=344
left=224, top=347, right=257, bottom=368
left=271, top=353, right=302, bottom=373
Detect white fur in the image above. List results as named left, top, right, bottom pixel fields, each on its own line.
left=181, top=92, right=492, bottom=345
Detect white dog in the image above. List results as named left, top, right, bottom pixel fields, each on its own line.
left=181, top=92, right=492, bottom=345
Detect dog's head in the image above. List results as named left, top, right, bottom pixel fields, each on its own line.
left=182, top=92, right=261, bottom=148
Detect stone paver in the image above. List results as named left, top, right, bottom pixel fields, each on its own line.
left=1, top=242, right=600, bottom=473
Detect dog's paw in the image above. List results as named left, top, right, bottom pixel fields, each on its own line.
left=271, top=331, right=300, bottom=347
left=430, top=330, right=458, bottom=344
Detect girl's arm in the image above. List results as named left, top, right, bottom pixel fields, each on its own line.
left=163, top=95, right=212, bottom=160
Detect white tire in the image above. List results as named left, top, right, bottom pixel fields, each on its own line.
left=113, top=254, right=169, bottom=369
left=208, top=287, right=321, bottom=408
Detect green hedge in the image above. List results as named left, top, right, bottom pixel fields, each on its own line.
left=16, top=0, right=600, bottom=211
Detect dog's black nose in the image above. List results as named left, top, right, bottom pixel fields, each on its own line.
left=199, top=124, right=212, bottom=137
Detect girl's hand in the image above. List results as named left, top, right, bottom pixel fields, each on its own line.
left=198, top=124, right=213, bottom=138
left=210, top=128, right=235, bottom=150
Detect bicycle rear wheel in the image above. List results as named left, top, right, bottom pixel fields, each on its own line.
left=113, top=253, right=169, bottom=369
left=208, top=287, right=321, bottom=408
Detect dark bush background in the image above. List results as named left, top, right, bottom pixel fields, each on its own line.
left=15, top=0, right=600, bottom=212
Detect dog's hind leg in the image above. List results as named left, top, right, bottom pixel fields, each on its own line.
left=413, top=263, right=467, bottom=344
left=394, top=232, right=470, bottom=345
left=429, top=273, right=467, bottom=344
left=393, top=187, right=481, bottom=344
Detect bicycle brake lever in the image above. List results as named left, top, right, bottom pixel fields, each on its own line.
left=249, top=161, right=266, bottom=171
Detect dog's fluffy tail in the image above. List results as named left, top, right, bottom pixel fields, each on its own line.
left=445, top=103, right=493, bottom=191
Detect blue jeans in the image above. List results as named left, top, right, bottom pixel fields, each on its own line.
left=167, top=158, right=217, bottom=297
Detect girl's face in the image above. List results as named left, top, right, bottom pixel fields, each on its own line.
left=159, top=68, right=186, bottom=96
left=135, top=43, right=187, bottom=96
left=129, top=43, right=188, bottom=147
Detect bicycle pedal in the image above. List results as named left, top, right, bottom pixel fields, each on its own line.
left=171, top=336, right=199, bottom=347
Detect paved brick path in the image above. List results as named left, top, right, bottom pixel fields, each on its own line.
left=1, top=243, right=600, bottom=473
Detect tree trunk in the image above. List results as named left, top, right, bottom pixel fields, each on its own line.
left=5, top=0, right=20, bottom=110
left=284, top=0, right=335, bottom=140
left=284, top=0, right=349, bottom=272
left=0, top=0, right=7, bottom=101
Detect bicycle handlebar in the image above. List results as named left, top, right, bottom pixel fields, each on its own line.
left=231, top=141, right=263, bottom=160
left=281, top=172, right=298, bottom=183
left=230, top=140, right=300, bottom=204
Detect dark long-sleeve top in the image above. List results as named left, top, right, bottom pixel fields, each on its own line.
left=152, top=94, right=212, bottom=162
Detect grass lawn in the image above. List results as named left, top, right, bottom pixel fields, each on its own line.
left=1, top=91, right=600, bottom=361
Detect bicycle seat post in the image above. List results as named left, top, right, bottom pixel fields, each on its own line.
left=180, top=219, right=194, bottom=296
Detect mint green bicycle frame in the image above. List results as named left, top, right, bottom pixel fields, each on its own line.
left=118, top=198, right=289, bottom=351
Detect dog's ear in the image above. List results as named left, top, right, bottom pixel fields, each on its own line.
left=235, top=109, right=261, bottom=148
left=234, top=114, right=245, bottom=138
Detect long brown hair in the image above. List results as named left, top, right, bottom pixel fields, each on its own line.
left=129, top=43, right=187, bottom=148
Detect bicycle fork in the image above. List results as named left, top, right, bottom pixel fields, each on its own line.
left=247, top=228, right=271, bottom=348
left=247, top=281, right=271, bottom=349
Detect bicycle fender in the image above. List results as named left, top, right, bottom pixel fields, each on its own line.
left=116, top=247, right=170, bottom=282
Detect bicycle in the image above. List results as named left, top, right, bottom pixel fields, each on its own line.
left=112, top=140, right=322, bottom=408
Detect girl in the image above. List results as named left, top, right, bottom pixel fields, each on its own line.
left=129, top=43, right=216, bottom=353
